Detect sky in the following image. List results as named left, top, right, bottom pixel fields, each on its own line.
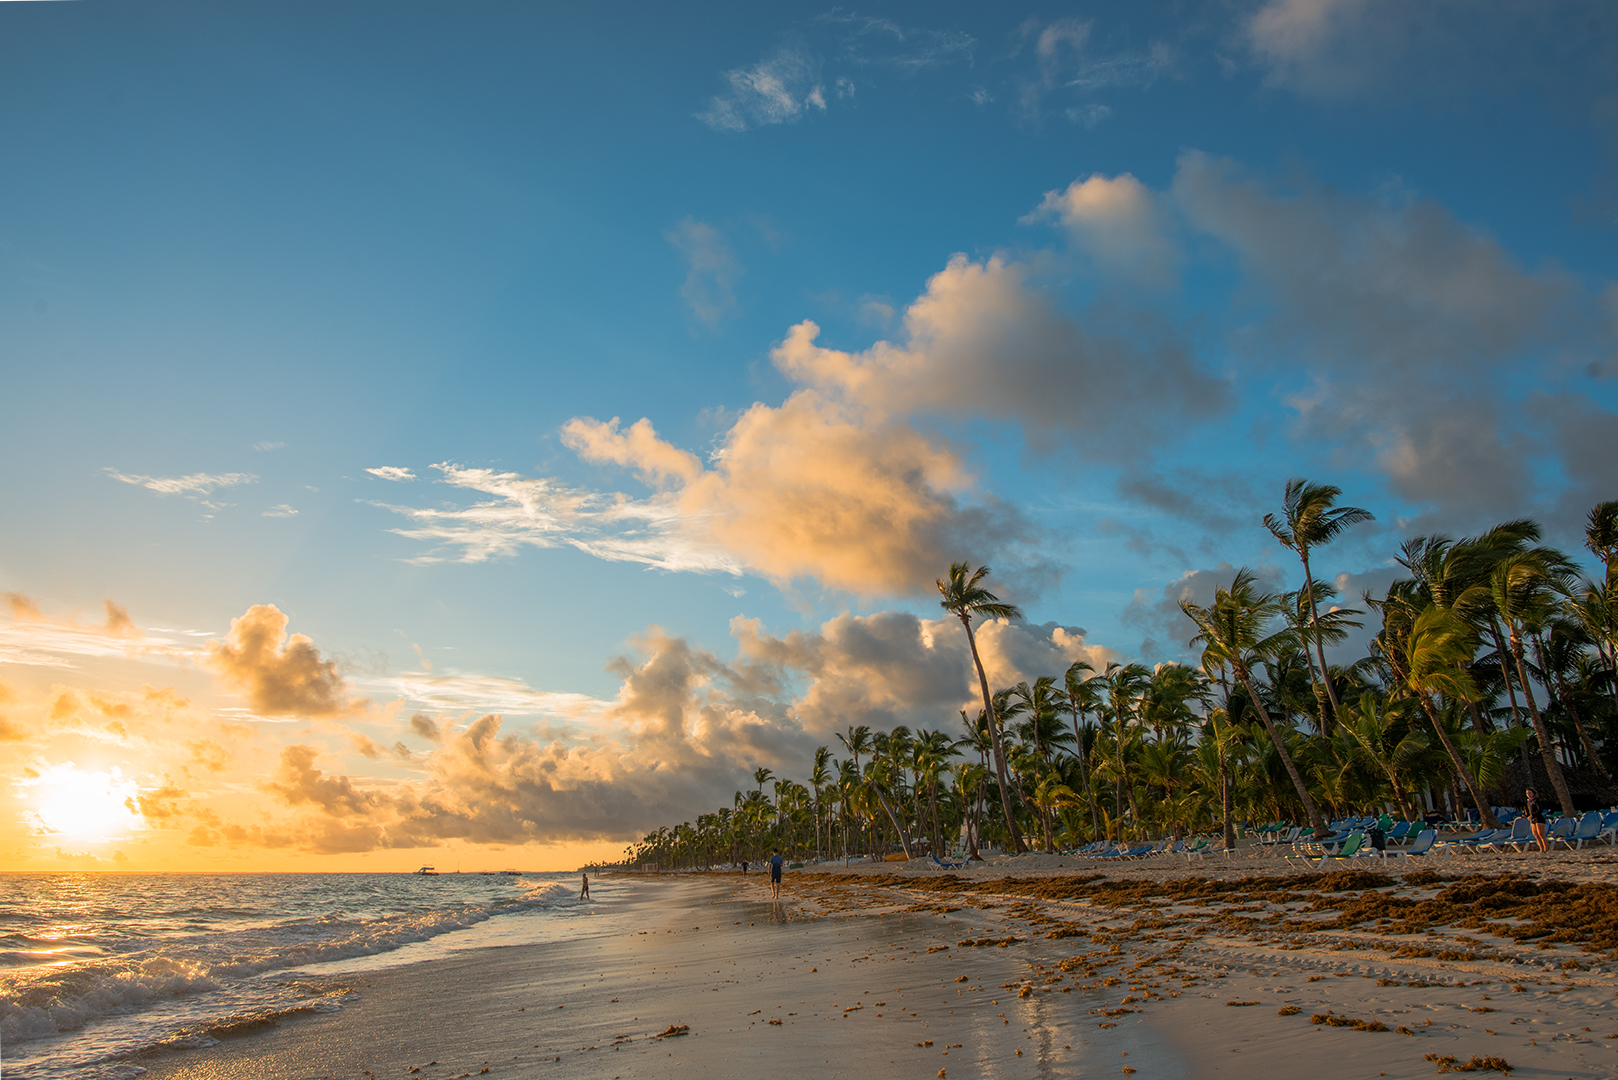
left=1, top=0, right=1615, bottom=871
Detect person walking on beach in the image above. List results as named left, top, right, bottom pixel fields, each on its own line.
left=1525, top=788, right=1549, bottom=853
left=580, top=872, right=591, bottom=899
left=768, top=848, right=784, bottom=900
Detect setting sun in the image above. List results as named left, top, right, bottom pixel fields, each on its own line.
left=20, top=762, right=142, bottom=841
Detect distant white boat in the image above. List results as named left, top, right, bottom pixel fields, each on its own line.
left=412, top=866, right=439, bottom=876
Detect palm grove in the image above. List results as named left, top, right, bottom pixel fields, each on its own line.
left=623, top=483, right=1618, bottom=868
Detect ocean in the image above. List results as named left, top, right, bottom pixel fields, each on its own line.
left=0, top=871, right=613, bottom=1079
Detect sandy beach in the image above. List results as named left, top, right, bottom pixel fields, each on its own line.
left=128, top=852, right=1618, bottom=1079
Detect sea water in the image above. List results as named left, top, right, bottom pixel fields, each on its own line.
left=0, top=871, right=612, bottom=1079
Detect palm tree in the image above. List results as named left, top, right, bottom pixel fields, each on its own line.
left=1337, top=692, right=1427, bottom=821
left=1062, top=660, right=1102, bottom=836
left=1264, top=478, right=1375, bottom=728
left=1588, top=501, right=1618, bottom=580
left=1403, top=604, right=1502, bottom=827
left=808, top=746, right=832, bottom=860
left=753, top=767, right=774, bottom=797
left=1181, top=568, right=1328, bottom=839
left=1099, top=661, right=1151, bottom=835
left=1491, top=551, right=1579, bottom=815
left=937, top=562, right=1026, bottom=852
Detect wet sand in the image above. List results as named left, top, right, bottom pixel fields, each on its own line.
left=131, top=853, right=1618, bottom=1079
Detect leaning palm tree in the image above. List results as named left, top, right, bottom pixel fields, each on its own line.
left=1264, top=478, right=1375, bottom=728
left=937, top=562, right=1026, bottom=852
left=1403, top=604, right=1502, bottom=828
left=1181, top=568, right=1328, bottom=839
left=1490, top=551, right=1579, bottom=815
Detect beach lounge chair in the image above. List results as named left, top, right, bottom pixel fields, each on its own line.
left=1383, top=829, right=1437, bottom=858
left=1547, top=816, right=1578, bottom=850
left=1479, top=818, right=1531, bottom=852
left=1597, top=811, right=1618, bottom=846
left=931, top=854, right=965, bottom=870
left=1256, top=826, right=1301, bottom=853
left=1287, top=832, right=1367, bottom=865
left=1572, top=811, right=1605, bottom=848
left=1434, top=828, right=1503, bottom=856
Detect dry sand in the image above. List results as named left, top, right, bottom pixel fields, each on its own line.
left=129, top=847, right=1618, bottom=1078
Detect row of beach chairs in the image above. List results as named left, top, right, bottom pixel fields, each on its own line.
left=1278, top=809, right=1618, bottom=865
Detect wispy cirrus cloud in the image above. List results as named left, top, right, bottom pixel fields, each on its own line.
left=815, top=12, right=975, bottom=71
left=697, top=45, right=827, bottom=132
left=102, top=468, right=256, bottom=496
left=698, top=16, right=976, bottom=134
left=365, top=466, right=416, bottom=482
left=362, top=671, right=611, bottom=721
left=368, top=462, right=744, bottom=575
left=1011, top=17, right=1173, bottom=126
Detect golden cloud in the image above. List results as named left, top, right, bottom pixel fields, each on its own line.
left=207, top=605, right=366, bottom=719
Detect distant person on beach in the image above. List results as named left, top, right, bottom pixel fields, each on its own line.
left=769, top=848, right=783, bottom=899
left=580, top=872, right=591, bottom=899
left=1525, top=788, right=1549, bottom=852
left=741, top=860, right=748, bottom=874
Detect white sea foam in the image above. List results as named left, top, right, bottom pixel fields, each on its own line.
left=0, top=872, right=596, bottom=1079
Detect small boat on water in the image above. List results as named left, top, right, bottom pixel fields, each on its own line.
left=413, top=866, right=439, bottom=876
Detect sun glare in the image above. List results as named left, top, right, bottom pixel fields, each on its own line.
left=20, top=762, right=142, bottom=840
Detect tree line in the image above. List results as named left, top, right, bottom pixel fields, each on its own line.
left=618, top=483, right=1618, bottom=869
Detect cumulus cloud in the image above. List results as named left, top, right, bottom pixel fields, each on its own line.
left=206, top=605, right=365, bottom=719
left=374, top=250, right=1225, bottom=596
left=196, top=608, right=1118, bottom=851
left=102, top=468, right=256, bottom=496
left=698, top=45, right=826, bottom=132
left=1159, top=150, right=1612, bottom=526
left=1024, top=172, right=1178, bottom=284
left=771, top=254, right=1227, bottom=457
left=666, top=218, right=740, bottom=326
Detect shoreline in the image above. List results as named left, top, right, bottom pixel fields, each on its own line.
left=120, top=858, right=1618, bottom=1079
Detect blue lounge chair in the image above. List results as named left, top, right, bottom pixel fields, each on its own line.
left=1384, top=829, right=1438, bottom=858
left=931, top=854, right=965, bottom=870
left=1434, top=828, right=1503, bottom=856
left=1547, top=816, right=1578, bottom=850
left=1481, top=818, right=1531, bottom=852
left=1572, top=811, right=1605, bottom=848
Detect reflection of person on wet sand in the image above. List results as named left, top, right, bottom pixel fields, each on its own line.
left=580, top=872, right=591, bottom=899
left=769, top=848, right=783, bottom=900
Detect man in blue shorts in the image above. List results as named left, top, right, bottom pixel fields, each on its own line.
left=769, top=848, right=784, bottom=899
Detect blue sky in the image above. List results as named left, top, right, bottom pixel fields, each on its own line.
left=2, top=1, right=1615, bottom=868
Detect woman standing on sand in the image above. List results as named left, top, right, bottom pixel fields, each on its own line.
left=1525, top=788, right=1549, bottom=853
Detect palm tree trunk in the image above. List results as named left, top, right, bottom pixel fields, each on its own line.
left=1300, top=549, right=1343, bottom=729
left=1538, top=630, right=1611, bottom=782
left=1509, top=628, right=1577, bottom=815
left=962, top=617, right=1026, bottom=852
left=1415, top=691, right=1501, bottom=828
left=1232, top=660, right=1328, bottom=838
left=1489, top=619, right=1533, bottom=775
